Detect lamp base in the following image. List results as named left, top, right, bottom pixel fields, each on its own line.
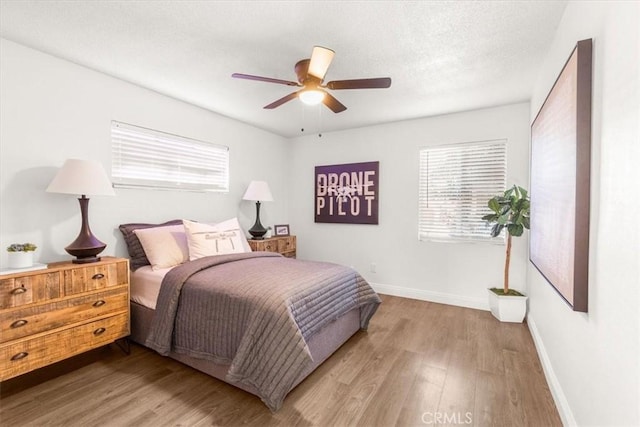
left=248, top=232, right=266, bottom=240
left=248, top=200, right=267, bottom=240
left=65, top=196, right=107, bottom=264
left=70, top=256, right=102, bottom=264
left=65, top=242, right=106, bottom=264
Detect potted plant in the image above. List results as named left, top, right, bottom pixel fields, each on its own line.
left=482, top=185, right=530, bottom=322
left=6, top=243, right=38, bottom=269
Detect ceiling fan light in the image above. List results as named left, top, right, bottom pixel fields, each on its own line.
left=299, top=89, right=325, bottom=106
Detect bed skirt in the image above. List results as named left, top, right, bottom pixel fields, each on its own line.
left=129, top=301, right=361, bottom=399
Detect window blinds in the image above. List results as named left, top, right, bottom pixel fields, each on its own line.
left=418, top=140, right=506, bottom=243
left=111, top=121, right=229, bottom=192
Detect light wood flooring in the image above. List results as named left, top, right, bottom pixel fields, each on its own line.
left=0, top=295, right=561, bottom=426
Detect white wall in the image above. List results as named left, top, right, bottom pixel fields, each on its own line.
left=526, top=2, right=639, bottom=426
left=288, top=103, right=530, bottom=309
left=0, top=39, right=290, bottom=266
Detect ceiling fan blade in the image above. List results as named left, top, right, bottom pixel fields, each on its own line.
left=264, top=91, right=299, bottom=109
left=232, top=73, right=299, bottom=86
left=307, top=46, right=335, bottom=81
left=326, top=77, right=392, bottom=90
left=322, top=92, right=347, bottom=113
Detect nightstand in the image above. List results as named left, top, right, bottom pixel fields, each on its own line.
left=248, top=235, right=296, bottom=258
left=0, top=256, right=130, bottom=381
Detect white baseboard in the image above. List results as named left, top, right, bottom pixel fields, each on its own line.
left=527, top=315, right=576, bottom=426
left=370, top=282, right=489, bottom=311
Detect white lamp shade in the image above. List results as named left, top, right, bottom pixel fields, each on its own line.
left=46, top=159, right=115, bottom=196
left=242, top=180, right=273, bottom=202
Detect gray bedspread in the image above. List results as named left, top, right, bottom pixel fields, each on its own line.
left=145, top=252, right=380, bottom=411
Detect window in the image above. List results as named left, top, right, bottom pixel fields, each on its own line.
left=111, top=121, right=229, bottom=192
left=418, top=139, right=506, bottom=243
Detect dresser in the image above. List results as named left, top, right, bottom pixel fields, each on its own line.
left=248, top=235, right=296, bottom=258
left=0, top=257, right=130, bottom=381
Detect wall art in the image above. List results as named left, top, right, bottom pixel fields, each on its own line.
left=315, top=161, right=379, bottom=224
left=530, top=39, right=592, bottom=312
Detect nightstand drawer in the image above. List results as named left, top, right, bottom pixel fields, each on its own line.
left=255, top=241, right=279, bottom=252
left=277, top=236, right=296, bottom=253
left=248, top=236, right=297, bottom=258
left=0, top=312, right=129, bottom=381
left=63, top=261, right=128, bottom=296
left=0, top=286, right=129, bottom=343
left=0, top=273, right=62, bottom=309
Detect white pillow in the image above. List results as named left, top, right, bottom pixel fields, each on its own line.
left=133, top=224, right=189, bottom=270
left=183, top=218, right=250, bottom=260
left=213, top=217, right=253, bottom=253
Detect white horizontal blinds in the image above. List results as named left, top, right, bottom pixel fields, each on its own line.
left=111, top=121, right=229, bottom=192
left=419, top=139, right=506, bottom=243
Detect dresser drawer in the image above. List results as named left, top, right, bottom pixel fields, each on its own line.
left=0, top=286, right=128, bottom=343
left=0, top=312, right=129, bottom=381
left=277, top=236, right=296, bottom=253
left=0, top=273, right=62, bottom=309
left=63, top=261, right=128, bottom=296
left=255, top=240, right=279, bottom=252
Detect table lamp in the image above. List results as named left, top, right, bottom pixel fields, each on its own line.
left=242, top=180, right=273, bottom=240
left=46, top=159, right=116, bottom=263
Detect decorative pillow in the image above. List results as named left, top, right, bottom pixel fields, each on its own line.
left=133, top=224, right=189, bottom=270
left=183, top=218, right=248, bottom=260
left=213, top=217, right=253, bottom=253
left=119, top=219, right=183, bottom=270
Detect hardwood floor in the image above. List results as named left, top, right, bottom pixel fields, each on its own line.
left=0, top=295, right=561, bottom=426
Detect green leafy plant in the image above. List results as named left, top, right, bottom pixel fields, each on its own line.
left=6, top=243, right=37, bottom=252
left=482, top=185, right=530, bottom=295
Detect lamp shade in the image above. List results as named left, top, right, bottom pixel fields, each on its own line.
left=46, top=159, right=115, bottom=196
left=242, top=180, right=273, bottom=202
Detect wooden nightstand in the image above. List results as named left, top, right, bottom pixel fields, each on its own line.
left=248, top=235, right=296, bottom=258
left=0, top=256, right=130, bottom=381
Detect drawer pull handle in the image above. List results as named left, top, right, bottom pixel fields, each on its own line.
left=10, top=319, right=28, bottom=328
left=92, top=300, right=106, bottom=307
left=10, top=287, right=27, bottom=295
left=266, top=245, right=272, bottom=250
left=93, top=327, right=106, bottom=336
left=92, top=273, right=105, bottom=280
left=11, top=352, right=28, bottom=361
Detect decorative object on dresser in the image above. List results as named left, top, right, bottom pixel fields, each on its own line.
left=242, top=180, right=273, bottom=240
left=248, top=235, right=296, bottom=258
left=273, top=224, right=290, bottom=237
left=0, top=257, right=130, bottom=381
left=482, top=185, right=531, bottom=322
left=5, top=243, right=38, bottom=269
left=46, top=159, right=116, bottom=264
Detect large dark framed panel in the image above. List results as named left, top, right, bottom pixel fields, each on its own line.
left=530, top=39, right=592, bottom=312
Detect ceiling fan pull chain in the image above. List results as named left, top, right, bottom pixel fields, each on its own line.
left=317, top=104, right=323, bottom=138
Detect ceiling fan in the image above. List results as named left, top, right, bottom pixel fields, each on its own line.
left=232, top=46, right=391, bottom=113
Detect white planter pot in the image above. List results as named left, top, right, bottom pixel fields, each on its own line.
left=7, top=252, right=34, bottom=269
left=488, top=288, right=528, bottom=323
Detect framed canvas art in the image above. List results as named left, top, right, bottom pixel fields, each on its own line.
left=530, top=39, right=592, bottom=312
left=315, top=161, right=379, bottom=224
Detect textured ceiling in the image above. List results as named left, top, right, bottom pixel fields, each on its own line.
left=0, top=1, right=567, bottom=138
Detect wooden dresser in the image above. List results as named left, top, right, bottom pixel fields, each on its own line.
left=248, top=235, right=296, bottom=258
left=0, top=256, right=130, bottom=381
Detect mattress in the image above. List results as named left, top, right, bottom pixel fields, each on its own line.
left=130, top=265, right=172, bottom=309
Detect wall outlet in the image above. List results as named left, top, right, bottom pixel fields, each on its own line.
left=370, top=263, right=377, bottom=273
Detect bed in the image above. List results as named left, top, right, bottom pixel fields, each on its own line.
left=120, top=220, right=381, bottom=411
